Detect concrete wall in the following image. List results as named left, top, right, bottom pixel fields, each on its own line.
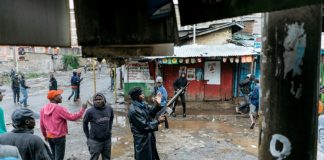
left=0, top=53, right=64, bottom=74
left=182, top=28, right=232, bottom=45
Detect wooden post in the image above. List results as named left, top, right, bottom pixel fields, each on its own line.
left=259, top=5, right=321, bottom=160
left=93, top=58, right=96, bottom=94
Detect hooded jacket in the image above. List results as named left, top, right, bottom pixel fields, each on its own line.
left=40, top=103, right=85, bottom=138
left=0, top=129, right=52, bottom=160
left=83, top=93, right=114, bottom=142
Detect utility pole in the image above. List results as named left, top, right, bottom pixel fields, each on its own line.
left=259, top=5, right=321, bottom=160
left=114, top=65, right=117, bottom=103
left=12, top=46, right=18, bottom=73
left=92, top=58, right=96, bottom=94
left=193, top=24, right=196, bottom=44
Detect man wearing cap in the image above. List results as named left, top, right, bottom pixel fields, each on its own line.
left=0, top=108, right=52, bottom=160
left=172, top=71, right=188, bottom=117
left=128, top=87, right=165, bottom=160
left=40, top=90, right=87, bottom=160
left=0, top=89, right=7, bottom=134
left=154, top=76, right=169, bottom=129
left=83, top=93, right=114, bottom=160
left=236, top=74, right=255, bottom=114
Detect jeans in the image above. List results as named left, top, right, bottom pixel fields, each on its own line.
left=87, top=138, right=111, bottom=160
left=12, top=89, right=20, bottom=103
left=19, top=88, right=28, bottom=106
left=68, top=88, right=77, bottom=101
left=110, top=78, right=114, bottom=91
left=48, top=136, right=66, bottom=160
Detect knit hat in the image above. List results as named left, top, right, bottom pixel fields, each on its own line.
left=129, top=87, right=144, bottom=100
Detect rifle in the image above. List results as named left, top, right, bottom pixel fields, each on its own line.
left=163, top=82, right=191, bottom=115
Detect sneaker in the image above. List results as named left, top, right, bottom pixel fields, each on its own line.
left=24, top=104, right=29, bottom=107
left=171, top=113, right=176, bottom=117
left=183, top=113, right=186, bottom=117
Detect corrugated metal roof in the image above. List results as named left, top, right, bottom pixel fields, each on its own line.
left=174, top=44, right=256, bottom=57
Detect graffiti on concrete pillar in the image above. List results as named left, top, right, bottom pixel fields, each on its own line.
left=283, top=22, right=306, bottom=79
left=282, top=22, right=306, bottom=99
left=270, top=134, right=292, bottom=160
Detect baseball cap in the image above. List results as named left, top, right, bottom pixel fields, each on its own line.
left=47, top=90, right=63, bottom=100
left=247, top=74, right=251, bottom=78
left=12, top=108, right=39, bottom=126
left=156, top=76, right=163, bottom=83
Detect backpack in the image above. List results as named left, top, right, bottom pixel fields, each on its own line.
left=239, top=79, right=252, bottom=94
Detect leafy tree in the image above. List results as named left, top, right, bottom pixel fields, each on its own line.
left=62, top=54, right=80, bottom=70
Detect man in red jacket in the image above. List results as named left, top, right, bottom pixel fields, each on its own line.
left=40, top=90, right=87, bottom=160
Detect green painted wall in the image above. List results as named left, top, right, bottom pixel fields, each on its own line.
left=124, top=82, right=155, bottom=101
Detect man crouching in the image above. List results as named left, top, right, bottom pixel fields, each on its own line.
left=128, top=87, right=165, bottom=160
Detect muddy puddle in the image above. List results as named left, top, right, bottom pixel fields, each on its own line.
left=168, top=118, right=258, bottom=156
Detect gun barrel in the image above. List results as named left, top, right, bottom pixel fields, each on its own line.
left=166, top=82, right=190, bottom=107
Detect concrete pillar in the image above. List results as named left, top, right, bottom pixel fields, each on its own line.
left=259, top=5, right=322, bottom=160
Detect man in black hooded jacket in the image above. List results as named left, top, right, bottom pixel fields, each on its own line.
left=128, top=87, right=165, bottom=160
left=83, top=93, right=114, bottom=160
left=172, top=71, right=188, bottom=117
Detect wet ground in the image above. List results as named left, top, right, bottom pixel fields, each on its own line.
left=0, top=67, right=258, bottom=160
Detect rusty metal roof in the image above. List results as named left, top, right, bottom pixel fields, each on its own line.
left=173, top=44, right=256, bottom=57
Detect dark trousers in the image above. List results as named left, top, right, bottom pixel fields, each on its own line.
left=87, top=139, right=111, bottom=160
left=76, top=86, right=80, bottom=99
left=238, top=94, right=250, bottom=113
left=172, top=93, right=186, bottom=114
left=13, top=89, right=19, bottom=103
left=156, top=107, right=169, bottom=129
left=48, top=136, right=66, bottom=160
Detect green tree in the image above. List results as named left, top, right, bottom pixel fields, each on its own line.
left=62, top=54, right=80, bottom=70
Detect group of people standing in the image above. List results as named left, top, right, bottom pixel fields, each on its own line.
left=0, top=89, right=114, bottom=160
left=0, top=67, right=190, bottom=160
left=10, top=69, right=30, bottom=107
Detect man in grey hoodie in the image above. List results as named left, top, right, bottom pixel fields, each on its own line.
left=83, top=93, right=114, bottom=160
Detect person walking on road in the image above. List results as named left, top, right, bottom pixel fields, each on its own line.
left=19, top=74, right=30, bottom=107
left=83, top=93, right=114, bottom=160
left=76, top=71, right=83, bottom=101
left=49, top=73, right=58, bottom=91
left=249, top=79, right=260, bottom=129
left=0, top=108, right=52, bottom=160
left=128, top=87, right=165, bottom=160
left=11, top=74, right=20, bottom=104
left=0, top=89, right=7, bottom=134
left=110, top=69, right=115, bottom=91
left=236, top=74, right=255, bottom=114
left=154, top=76, right=169, bottom=129
left=68, top=71, right=79, bottom=102
left=40, top=90, right=87, bottom=160
left=172, top=71, right=188, bottom=117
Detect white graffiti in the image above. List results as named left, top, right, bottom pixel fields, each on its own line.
left=270, top=134, right=292, bottom=160
left=290, top=81, right=303, bottom=99
left=283, top=22, right=306, bottom=79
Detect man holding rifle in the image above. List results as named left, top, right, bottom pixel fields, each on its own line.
left=172, top=71, right=188, bottom=117
left=153, top=76, right=169, bottom=129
